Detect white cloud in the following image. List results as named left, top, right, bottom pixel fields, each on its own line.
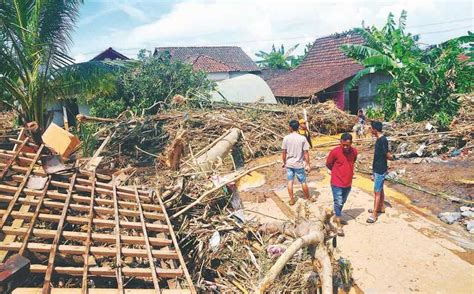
left=71, top=0, right=474, bottom=60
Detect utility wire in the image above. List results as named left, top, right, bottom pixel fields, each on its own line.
left=76, top=18, right=474, bottom=57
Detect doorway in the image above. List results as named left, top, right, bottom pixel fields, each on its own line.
left=349, top=87, right=359, bottom=115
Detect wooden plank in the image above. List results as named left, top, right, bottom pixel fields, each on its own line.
left=0, top=242, right=179, bottom=259
left=156, top=190, right=196, bottom=293
left=14, top=289, right=191, bottom=294
left=29, top=264, right=183, bottom=278
left=0, top=145, right=44, bottom=231
left=1, top=210, right=169, bottom=231
left=269, top=191, right=296, bottom=220
left=0, top=131, right=33, bottom=263
left=2, top=227, right=173, bottom=247
left=0, top=138, right=28, bottom=180
left=18, top=176, right=51, bottom=256
left=112, top=185, right=124, bottom=293
left=5, top=175, right=152, bottom=203
left=82, top=172, right=95, bottom=294
left=0, top=188, right=161, bottom=212
left=43, top=173, right=77, bottom=293
left=134, top=186, right=160, bottom=292
left=1, top=194, right=165, bottom=220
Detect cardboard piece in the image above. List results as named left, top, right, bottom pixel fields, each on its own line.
left=41, top=123, right=80, bottom=159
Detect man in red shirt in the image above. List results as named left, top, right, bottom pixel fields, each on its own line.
left=326, top=133, right=358, bottom=236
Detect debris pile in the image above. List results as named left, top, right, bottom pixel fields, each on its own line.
left=438, top=206, right=474, bottom=233
left=381, top=94, right=474, bottom=158
left=79, top=101, right=355, bottom=169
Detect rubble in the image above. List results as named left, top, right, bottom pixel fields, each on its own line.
left=438, top=212, right=462, bottom=224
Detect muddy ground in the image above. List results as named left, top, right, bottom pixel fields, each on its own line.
left=238, top=149, right=474, bottom=293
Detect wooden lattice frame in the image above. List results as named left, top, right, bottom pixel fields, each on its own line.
left=0, top=133, right=195, bottom=294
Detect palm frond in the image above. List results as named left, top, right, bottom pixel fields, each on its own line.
left=362, top=54, right=399, bottom=69
left=340, top=44, right=383, bottom=61
left=398, top=10, right=408, bottom=32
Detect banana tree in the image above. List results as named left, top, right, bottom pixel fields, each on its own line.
left=0, top=0, right=129, bottom=130
left=340, top=11, right=424, bottom=115
left=255, top=44, right=300, bottom=69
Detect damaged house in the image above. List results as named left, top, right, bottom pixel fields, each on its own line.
left=267, top=32, right=391, bottom=114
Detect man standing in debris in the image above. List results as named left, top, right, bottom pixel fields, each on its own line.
left=282, top=120, right=314, bottom=206
left=367, top=121, right=395, bottom=223
left=326, top=133, right=357, bottom=236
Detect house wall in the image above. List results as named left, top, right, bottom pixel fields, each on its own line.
left=207, top=72, right=229, bottom=81
left=357, top=73, right=392, bottom=109
left=333, top=81, right=345, bottom=109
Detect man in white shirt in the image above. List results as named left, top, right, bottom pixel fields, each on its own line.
left=282, top=119, right=314, bottom=206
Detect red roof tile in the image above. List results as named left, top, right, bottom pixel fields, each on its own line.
left=268, top=33, right=365, bottom=98
left=154, top=46, right=259, bottom=72
left=189, top=55, right=236, bottom=72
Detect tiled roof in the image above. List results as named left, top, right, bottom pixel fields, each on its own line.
left=154, top=46, right=260, bottom=72
left=90, top=47, right=129, bottom=61
left=189, top=55, right=236, bottom=72
left=268, top=33, right=365, bottom=98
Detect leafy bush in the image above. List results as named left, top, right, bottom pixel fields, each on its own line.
left=365, top=106, right=384, bottom=120
left=80, top=51, right=215, bottom=118
left=434, top=111, right=452, bottom=131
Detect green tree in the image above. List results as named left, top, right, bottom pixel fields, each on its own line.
left=341, top=11, right=473, bottom=121
left=83, top=51, right=215, bottom=118
left=0, top=0, right=125, bottom=129
left=255, top=44, right=300, bottom=69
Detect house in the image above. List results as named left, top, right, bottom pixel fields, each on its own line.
left=90, top=47, right=129, bottom=61
left=260, top=68, right=289, bottom=81
left=267, top=32, right=391, bottom=114
left=153, top=46, right=260, bottom=81
left=49, top=48, right=129, bottom=127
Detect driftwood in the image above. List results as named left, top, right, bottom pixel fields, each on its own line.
left=166, top=130, right=186, bottom=171
left=171, top=161, right=277, bottom=219
left=196, top=128, right=241, bottom=172
left=257, top=208, right=334, bottom=294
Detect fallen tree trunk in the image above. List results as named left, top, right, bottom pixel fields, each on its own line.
left=196, top=128, right=240, bottom=172
left=257, top=209, right=334, bottom=294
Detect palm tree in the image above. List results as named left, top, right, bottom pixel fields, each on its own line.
left=255, top=44, right=300, bottom=69
left=340, top=11, right=423, bottom=114
left=0, top=0, right=126, bottom=129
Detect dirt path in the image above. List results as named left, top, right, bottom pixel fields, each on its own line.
left=242, top=162, right=474, bottom=293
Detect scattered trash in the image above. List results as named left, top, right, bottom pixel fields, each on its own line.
left=209, top=231, right=221, bottom=253
left=26, top=175, right=48, bottom=190
left=466, top=220, right=474, bottom=233
left=461, top=211, right=474, bottom=218
left=266, top=244, right=287, bottom=258
left=41, top=123, right=80, bottom=159
left=41, top=155, right=70, bottom=174
left=438, top=212, right=462, bottom=224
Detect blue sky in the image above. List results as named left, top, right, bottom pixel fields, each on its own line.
left=70, top=0, right=474, bottom=62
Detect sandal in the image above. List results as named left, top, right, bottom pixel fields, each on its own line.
left=366, top=216, right=377, bottom=223
left=288, top=198, right=296, bottom=206
left=368, top=209, right=385, bottom=214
